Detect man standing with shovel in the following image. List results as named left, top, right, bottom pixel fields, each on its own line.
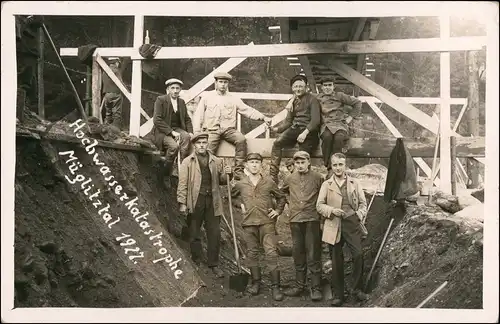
left=230, top=153, right=287, bottom=301
left=177, top=132, right=232, bottom=278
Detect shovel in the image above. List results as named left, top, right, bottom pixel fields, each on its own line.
left=226, top=173, right=249, bottom=292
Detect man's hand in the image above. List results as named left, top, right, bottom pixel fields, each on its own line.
left=171, top=130, right=180, bottom=140
left=268, top=209, right=280, bottom=219
left=272, top=127, right=281, bottom=133
left=297, top=129, right=309, bottom=143
left=345, top=116, right=353, bottom=124
left=179, top=204, right=188, bottom=216
left=331, top=208, right=346, bottom=218
left=263, top=116, right=272, bottom=126
left=188, top=132, right=194, bottom=139
left=224, top=165, right=232, bottom=174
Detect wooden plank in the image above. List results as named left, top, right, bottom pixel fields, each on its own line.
left=130, top=15, right=144, bottom=137
left=452, top=100, right=468, bottom=132
left=37, top=28, right=45, bottom=119
left=351, top=18, right=367, bottom=41
left=215, top=137, right=485, bottom=159
left=440, top=15, right=452, bottom=194
left=365, top=99, right=439, bottom=185
left=96, top=55, right=150, bottom=120
left=450, top=136, right=457, bottom=195
left=298, top=56, right=317, bottom=93
left=59, top=36, right=488, bottom=60
left=91, top=56, right=102, bottom=119
left=139, top=42, right=254, bottom=137
left=245, top=109, right=288, bottom=139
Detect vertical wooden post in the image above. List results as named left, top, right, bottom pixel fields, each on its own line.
left=466, top=50, right=481, bottom=188
left=85, top=65, right=92, bottom=116
left=37, top=28, right=45, bottom=119
left=439, top=15, right=452, bottom=194
left=91, top=55, right=102, bottom=120
left=129, top=15, right=144, bottom=137
left=450, top=136, right=457, bottom=195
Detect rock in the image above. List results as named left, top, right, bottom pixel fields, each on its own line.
left=457, top=193, right=482, bottom=210
left=454, top=204, right=484, bottom=223
left=38, top=241, right=58, bottom=254
left=433, top=192, right=461, bottom=213
left=347, top=164, right=387, bottom=195
left=22, top=254, right=35, bottom=273
left=33, top=261, right=49, bottom=285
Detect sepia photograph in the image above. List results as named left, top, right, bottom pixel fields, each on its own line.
left=2, top=1, right=499, bottom=322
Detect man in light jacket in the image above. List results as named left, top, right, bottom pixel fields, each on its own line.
left=192, top=72, right=272, bottom=179
left=316, top=153, right=370, bottom=307
left=177, top=132, right=232, bottom=278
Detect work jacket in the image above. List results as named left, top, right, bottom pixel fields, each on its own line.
left=316, top=91, right=362, bottom=136
left=192, top=90, right=265, bottom=133
left=152, top=94, right=193, bottom=150
left=316, top=174, right=367, bottom=245
left=177, top=152, right=228, bottom=216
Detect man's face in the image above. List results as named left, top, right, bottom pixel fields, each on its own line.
left=286, top=164, right=295, bottom=173
left=215, top=79, right=229, bottom=93
left=331, top=157, right=347, bottom=177
left=169, top=84, right=182, bottom=98
left=245, top=159, right=262, bottom=175
left=322, top=82, right=335, bottom=95
left=194, top=138, right=208, bottom=154
left=110, top=61, right=120, bottom=70
left=294, top=158, right=310, bottom=173
left=292, top=81, right=307, bottom=97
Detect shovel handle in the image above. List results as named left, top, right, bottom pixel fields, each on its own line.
left=226, top=173, right=242, bottom=272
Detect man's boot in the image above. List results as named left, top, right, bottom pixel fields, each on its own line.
left=270, top=270, right=284, bottom=301
left=162, top=160, right=174, bottom=189
left=310, top=274, right=323, bottom=301
left=283, top=271, right=306, bottom=297
left=232, top=158, right=245, bottom=181
left=247, top=267, right=261, bottom=296
left=269, top=153, right=281, bottom=184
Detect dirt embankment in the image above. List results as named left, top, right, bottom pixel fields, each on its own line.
left=14, top=120, right=483, bottom=309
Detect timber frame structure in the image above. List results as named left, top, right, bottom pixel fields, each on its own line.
left=59, top=14, right=489, bottom=195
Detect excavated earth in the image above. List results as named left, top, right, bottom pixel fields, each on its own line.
left=13, top=115, right=483, bottom=309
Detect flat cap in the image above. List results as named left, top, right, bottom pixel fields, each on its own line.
left=191, top=131, right=209, bottom=143
left=246, top=152, right=263, bottom=162
left=290, top=74, right=308, bottom=87
left=108, top=57, right=121, bottom=62
left=165, top=78, right=184, bottom=87
left=293, top=150, right=310, bottom=160
left=214, top=71, right=233, bottom=81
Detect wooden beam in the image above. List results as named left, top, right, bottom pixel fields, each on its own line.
left=298, top=56, right=317, bottom=93
left=59, top=36, right=488, bottom=60
left=91, top=56, right=102, bottom=119
left=130, top=15, right=144, bottom=137
left=452, top=100, right=468, bottom=132
left=96, top=55, right=150, bottom=120
left=440, top=15, right=452, bottom=194
left=245, top=109, right=288, bottom=139
left=365, top=99, right=439, bottom=185
left=37, top=28, right=45, bottom=119
left=214, top=137, right=485, bottom=159
left=352, top=18, right=367, bottom=41
left=139, top=43, right=254, bottom=137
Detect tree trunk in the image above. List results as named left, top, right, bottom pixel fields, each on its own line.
left=466, top=50, right=481, bottom=189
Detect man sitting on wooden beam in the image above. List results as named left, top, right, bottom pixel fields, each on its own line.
left=317, top=77, right=362, bottom=179
left=152, top=78, right=193, bottom=187
left=102, top=57, right=125, bottom=129
left=270, top=74, right=321, bottom=183
left=192, top=72, right=272, bottom=180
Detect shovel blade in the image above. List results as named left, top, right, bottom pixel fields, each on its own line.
left=229, top=273, right=250, bottom=293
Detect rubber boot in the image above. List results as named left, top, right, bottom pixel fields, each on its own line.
left=283, top=271, right=306, bottom=297
left=310, top=274, right=323, bottom=301
left=270, top=270, right=284, bottom=301
left=247, top=267, right=261, bottom=296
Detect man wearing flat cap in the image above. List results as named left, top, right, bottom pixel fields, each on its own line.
left=270, top=74, right=321, bottom=183
left=280, top=150, right=324, bottom=302
left=192, top=71, right=272, bottom=179
left=230, top=152, right=287, bottom=301
left=152, top=78, right=194, bottom=186
left=101, top=57, right=125, bottom=129
left=317, top=77, right=362, bottom=179
left=177, top=131, right=232, bottom=278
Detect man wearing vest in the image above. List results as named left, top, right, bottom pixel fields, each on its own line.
left=101, top=57, right=125, bottom=129
left=153, top=78, right=194, bottom=185
left=317, top=77, right=362, bottom=179
left=280, top=151, right=324, bottom=301
left=230, top=153, right=287, bottom=301
left=192, top=72, right=272, bottom=179
left=177, top=132, right=232, bottom=278
left=270, top=74, right=321, bottom=184
left=316, top=153, right=370, bottom=306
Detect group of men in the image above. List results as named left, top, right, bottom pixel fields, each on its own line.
left=153, top=71, right=369, bottom=306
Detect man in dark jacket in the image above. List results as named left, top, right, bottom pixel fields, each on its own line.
left=230, top=153, right=287, bottom=301
left=153, top=78, right=194, bottom=184
left=280, top=151, right=324, bottom=301
left=16, top=15, right=44, bottom=122
left=317, top=77, right=363, bottom=179
left=101, top=57, right=125, bottom=129
left=270, top=74, right=321, bottom=183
